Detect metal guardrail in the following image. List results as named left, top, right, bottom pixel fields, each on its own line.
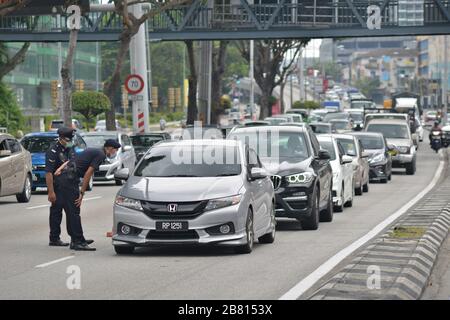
left=0, top=0, right=448, bottom=40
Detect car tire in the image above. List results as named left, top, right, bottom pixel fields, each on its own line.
left=319, top=188, right=333, bottom=223
left=344, top=186, right=354, bottom=208
left=16, top=175, right=32, bottom=203
left=406, top=161, right=416, bottom=175
left=355, top=180, right=363, bottom=196
left=302, top=189, right=319, bottom=230
left=363, top=182, right=369, bottom=193
left=258, top=204, right=276, bottom=244
left=334, top=187, right=344, bottom=212
left=114, top=246, right=135, bottom=255
left=235, top=209, right=254, bottom=254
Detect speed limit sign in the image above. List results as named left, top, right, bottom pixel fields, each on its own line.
left=125, top=74, right=144, bottom=95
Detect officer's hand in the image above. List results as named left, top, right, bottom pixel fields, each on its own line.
left=48, top=192, right=56, bottom=204
left=75, top=194, right=83, bottom=208
left=55, top=161, right=69, bottom=176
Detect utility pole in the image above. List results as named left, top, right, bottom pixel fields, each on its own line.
left=443, top=35, right=448, bottom=124
left=250, top=40, right=254, bottom=119
left=129, top=2, right=150, bottom=133
left=207, top=41, right=212, bottom=125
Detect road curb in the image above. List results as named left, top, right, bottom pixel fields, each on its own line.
left=308, top=149, right=450, bottom=300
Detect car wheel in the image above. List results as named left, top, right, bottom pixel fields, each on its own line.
left=344, top=185, right=354, bottom=208
left=363, top=182, right=369, bottom=193
left=355, top=179, right=363, bottom=196
left=406, top=161, right=416, bottom=175
left=16, top=175, right=32, bottom=203
left=258, top=203, right=276, bottom=244
left=302, top=189, right=319, bottom=230
left=235, top=209, right=254, bottom=254
left=334, top=187, right=344, bottom=212
left=319, top=188, right=333, bottom=223
left=114, top=246, right=135, bottom=255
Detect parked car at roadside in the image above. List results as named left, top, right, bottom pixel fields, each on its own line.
left=21, top=131, right=88, bottom=191
left=334, top=134, right=370, bottom=195
left=350, top=132, right=393, bottom=183
left=112, top=139, right=276, bottom=255
left=317, top=135, right=354, bottom=212
left=365, top=119, right=416, bottom=175
left=80, top=131, right=136, bottom=185
left=0, top=133, right=32, bottom=203
left=229, top=125, right=334, bottom=230
left=130, top=132, right=171, bottom=163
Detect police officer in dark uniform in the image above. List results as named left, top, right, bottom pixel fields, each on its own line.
left=45, top=127, right=95, bottom=251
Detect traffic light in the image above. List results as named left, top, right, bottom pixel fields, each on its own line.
left=51, top=80, right=58, bottom=107
left=75, top=79, right=84, bottom=91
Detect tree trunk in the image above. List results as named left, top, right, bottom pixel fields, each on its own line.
left=103, top=34, right=132, bottom=131
left=280, top=81, right=286, bottom=114
left=185, top=40, right=197, bottom=125
left=211, top=41, right=228, bottom=125
left=259, top=94, right=271, bottom=120
left=0, top=42, right=30, bottom=80
left=61, top=29, right=78, bottom=127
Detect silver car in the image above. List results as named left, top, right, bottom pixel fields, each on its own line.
left=112, top=139, right=276, bottom=254
left=80, top=131, right=136, bottom=185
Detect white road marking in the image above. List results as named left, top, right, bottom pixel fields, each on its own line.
left=26, top=196, right=103, bottom=210
left=279, top=153, right=445, bottom=300
left=35, top=256, right=74, bottom=268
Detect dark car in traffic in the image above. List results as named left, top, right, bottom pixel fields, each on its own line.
left=349, top=132, right=393, bottom=183
left=228, top=125, right=333, bottom=230
left=131, top=132, right=171, bottom=162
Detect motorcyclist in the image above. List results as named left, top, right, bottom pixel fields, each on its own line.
left=429, top=121, right=442, bottom=146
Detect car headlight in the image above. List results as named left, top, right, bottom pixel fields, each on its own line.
left=286, top=172, right=315, bottom=186
left=204, top=195, right=242, bottom=211
left=397, top=146, right=410, bottom=154
left=369, top=153, right=386, bottom=164
left=115, top=195, right=143, bottom=211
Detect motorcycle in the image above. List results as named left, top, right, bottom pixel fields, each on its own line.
left=431, top=130, right=442, bottom=153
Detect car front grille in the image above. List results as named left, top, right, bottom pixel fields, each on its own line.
left=147, top=230, right=199, bottom=241
left=270, top=175, right=282, bottom=190
left=141, top=200, right=208, bottom=220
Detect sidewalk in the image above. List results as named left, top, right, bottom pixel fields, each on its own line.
left=306, top=149, right=450, bottom=300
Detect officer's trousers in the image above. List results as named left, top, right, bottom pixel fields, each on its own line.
left=49, top=177, right=84, bottom=243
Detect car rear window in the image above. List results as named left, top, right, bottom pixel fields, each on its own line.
left=366, top=124, right=409, bottom=139
left=21, top=136, right=57, bottom=153
left=358, top=135, right=385, bottom=149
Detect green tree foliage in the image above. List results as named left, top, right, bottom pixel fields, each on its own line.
left=354, top=78, right=381, bottom=98
left=0, top=82, right=23, bottom=135
left=292, top=100, right=321, bottom=110
left=72, top=91, right=110, bottom=130
left=313, top=61, right=343, bottom=81
left=224, top=44, right=249, bottom=79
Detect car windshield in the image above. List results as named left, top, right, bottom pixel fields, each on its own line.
left=265, top=118, right=288, bottom=125
left=135, top=145, right=242, bottom=177
left=337, top=138, right=357, bottom=156
left=351, top=101, right=373, bottom=109
left=366, top=124, right=409, bottom=139
left=349, top=113, right=364, bottom=122
left=318, top=141, right=336, bottom=160
left=21, top=136, right=57, bottom=153
left=331, top=121, right=349, bottom=130
left=359, top=135, right=385, bottom=149
left=230, top=130, right=310, bottom=163
left=131, top=135, right=164, bottom=148
left=82, top=135, right=117, bottom=148
left=323, top=113, right=349, bottom=122
left=50, top=121, right=64, bottom=129
left=313, top=124, right=331, bottom=134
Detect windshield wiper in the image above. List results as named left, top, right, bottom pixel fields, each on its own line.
left=160, top=174, right=198, bottom=177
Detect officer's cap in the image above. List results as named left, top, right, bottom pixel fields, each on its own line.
left=104, top=139, right=121, bottom=149
left=57, top=127, right=75, bottom=139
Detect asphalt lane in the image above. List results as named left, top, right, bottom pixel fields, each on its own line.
left=0, top=142, right=441, bottom=299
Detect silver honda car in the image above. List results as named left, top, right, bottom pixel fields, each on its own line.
left=112, top=139, right=276, bottom=254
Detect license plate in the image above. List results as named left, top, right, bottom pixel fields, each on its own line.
left=156, top=221, right=188, bottom=231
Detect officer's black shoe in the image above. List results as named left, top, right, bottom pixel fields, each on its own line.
left=49, top=240, right=70, bottom=247
left=71, top=243, right=96, bottom=251
left=70, top=239, right=94, bottom=249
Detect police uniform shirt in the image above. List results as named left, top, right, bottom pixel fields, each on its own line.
left=45, top=141, right=71, bottom=175
left=75, top=148, right=106, bottom=177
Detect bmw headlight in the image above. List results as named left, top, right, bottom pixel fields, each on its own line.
left=369, top=153, right=386, bottom=164
left=115, top=195, right=143, bottom=211
left=396, top=146, right=410, bottom=154
left=205, top=195, right=242, bottom=211
left=286, top=172, right=315, bottom=186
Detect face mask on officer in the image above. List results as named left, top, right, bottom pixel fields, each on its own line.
left=61, top=137, right=74, bottom=148
left=105, top=147, right=118, bottom=159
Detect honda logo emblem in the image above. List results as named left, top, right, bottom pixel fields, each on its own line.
left=167, top=204, right=178, bottom=213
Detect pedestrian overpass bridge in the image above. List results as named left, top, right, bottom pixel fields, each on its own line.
left=0, top=0, right=449, bottom=41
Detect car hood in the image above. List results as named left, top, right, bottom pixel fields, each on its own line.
left=121, top=176, right=244, bottom=202
left=385, top=138, right=411, bottom=147
left=31, top=152, right=46, bottom=165
left=260, top=157, right=313, bottom=176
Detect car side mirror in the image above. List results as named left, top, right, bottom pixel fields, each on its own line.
left=250, top=167, right=268, bottom=180
left=0, top=150, right=11, bottom=158
left=317, top=150, right=331, bottom=160
left=114, top=168, right=130, bottom=181
left=341, top=155, right=353, bottom=164
left=123, top=145, right=132, bottom=152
